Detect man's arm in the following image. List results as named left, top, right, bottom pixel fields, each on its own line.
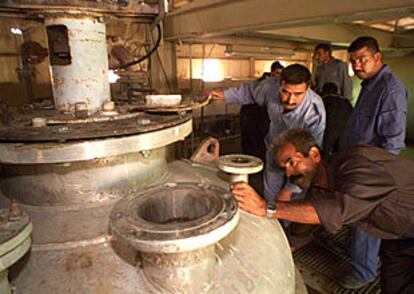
left=231, top=182, right=320, bottom=224
left=211, top=80, right=259, bottom=105
left=306, top=93, right=326, bottom=147
left=274, top=186, right=293, bottom=202
left=377, top=86, right=407, bottom=154
left=275, top=202, right=320, bottom=224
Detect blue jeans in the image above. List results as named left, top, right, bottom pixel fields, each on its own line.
left=351, top=227, right=381, bottom=282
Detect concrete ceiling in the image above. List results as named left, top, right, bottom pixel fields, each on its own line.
left=164, top=0, right=414, bottom=53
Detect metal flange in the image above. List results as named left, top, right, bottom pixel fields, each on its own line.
left=218, top=154, right=263, bottom=183
left=0, top=118, right=192, bottom=164
left=110, top=182, right=239, bottom=253
left=0, top=207, right=32, bottom=272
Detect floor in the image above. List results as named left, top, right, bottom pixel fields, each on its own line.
left=291, top=227, right=381, bottom=294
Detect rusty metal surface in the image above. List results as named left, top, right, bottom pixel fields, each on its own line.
left=0, top=208, right=30, bottom=245
left=140, top=245, right=216, bottom=293
left=0, top=0, right=159, bottom=16
left=0, top=106, right=192, bottom=142
left=0, top=119, right=191, bottom=164
left=45, top=15, right=111, bottom=114
left=190, top=136, right=220, bottom=165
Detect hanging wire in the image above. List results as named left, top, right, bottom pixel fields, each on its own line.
left=113, top=23, right=162, bottom=70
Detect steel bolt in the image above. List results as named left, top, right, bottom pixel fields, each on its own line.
left=137, top=118, right=151, bottom=126
left=103, top=101, right=116, bottom=111
left=75, top=102, right=89, bottom=119
left=32, top=117, right=47, bottom=128
left=140, top=150, right=151, bottom=158
left=220, top=212, right=229, bottom=219
left=58, top=126, right=69, bottom=133
left=9, top=200, right=23, bottom=220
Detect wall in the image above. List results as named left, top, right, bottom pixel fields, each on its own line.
left=0, top=19, right=52, bottom=105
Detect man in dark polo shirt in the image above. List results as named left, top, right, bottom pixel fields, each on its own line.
left=231, top=128, right=414, bottom=293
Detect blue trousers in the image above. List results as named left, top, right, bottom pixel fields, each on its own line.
left=351, top=227, right=381, bottom=282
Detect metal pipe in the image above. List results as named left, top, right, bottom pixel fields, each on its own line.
left=45, top=14, right=110, bottom=114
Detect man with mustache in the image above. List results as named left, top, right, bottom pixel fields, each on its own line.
left=231, top=128, right=414, bottom=294
left=338, top=36, right=408, bottom=289
left=212, top=64, right=325, bottom=205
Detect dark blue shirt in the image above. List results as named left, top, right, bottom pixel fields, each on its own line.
left=343, top=65, right=407, bottom=154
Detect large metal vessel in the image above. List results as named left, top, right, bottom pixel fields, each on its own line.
left=0, top=1, right=302, bottom=292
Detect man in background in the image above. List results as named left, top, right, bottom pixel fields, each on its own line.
left=339, top=36, right=408, bottom=289
left=320, top=83, right=353, bottom=155
left=314, top=43, right=353, bottom=101
left=240, top=61, right=284, bottom=163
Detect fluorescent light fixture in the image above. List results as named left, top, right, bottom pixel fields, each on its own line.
left=11, top=27, right=23, bottom=35
left=202, top=59, right=224, bottom=82
left=225, top=51, right=293, bottom=58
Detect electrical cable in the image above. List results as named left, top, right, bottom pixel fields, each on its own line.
left=113, top=23, right=162, bottom=70
left=149, top=24, right=173, bottom=93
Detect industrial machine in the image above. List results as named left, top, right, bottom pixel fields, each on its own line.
left=0, top=1, right=305, bottom=292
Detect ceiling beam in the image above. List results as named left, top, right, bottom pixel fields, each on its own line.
left=164, top=0, right=414, bottom=41
left=257, top=23, right=414, bottom=49
left=174, top=35, right=314, bottom=51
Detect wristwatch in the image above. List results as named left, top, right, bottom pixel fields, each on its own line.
left=266, top=201, right=277, bottom=218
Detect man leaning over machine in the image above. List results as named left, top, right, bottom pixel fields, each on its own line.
left=231, top=128, right=414, bottom=294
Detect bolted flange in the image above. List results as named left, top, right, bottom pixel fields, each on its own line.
left=218, top=154, right=263, bottom=183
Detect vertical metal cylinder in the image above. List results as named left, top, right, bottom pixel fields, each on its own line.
left=230, top=173, right=249, bottom=183
left=141, top=246, right=216, bottom=293
left=45, top=14, right=110, bottom=114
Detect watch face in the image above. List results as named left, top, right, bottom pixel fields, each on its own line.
left=267, top=201, right=276, bottom=212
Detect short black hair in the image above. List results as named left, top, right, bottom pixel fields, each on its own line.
left=281, top=64, right=311, bottom=86
left=271, top=128, right=318, bottom=158
left=322, top=82, right=339, bottom=95
left=271, top=61, right=284, bottom=71
left=314, top=43, right=331, bottom=53
left=348, top=36, right=380, bottom=53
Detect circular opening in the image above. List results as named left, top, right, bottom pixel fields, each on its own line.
left=231, top=157, right=250, bottom=164
left=138, top=189, right=211, bottom=224
left=207, top=143, right=216, bottom=154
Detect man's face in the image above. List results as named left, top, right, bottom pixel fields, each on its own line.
left=277, top=143, right=320, bottom=189
left=349, top=46, right=382, bottom=80
left=314, top=48, right=330, bottom=64
left=279, top=81, right=308, bottom=111
left=272, top=68, right=283, bottom=78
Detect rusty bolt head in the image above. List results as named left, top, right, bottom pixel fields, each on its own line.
left=137, top=118, right=151, bottom=126
left=75, top=102, right=89, bottom=119
left=140, top=150, right=151, bottom=158
left=9, top=200, right=23, bottom=220
left=75, top=102, right=88, bottom=111
left=58, top=126, right=69, bottom=133
left=32, top=117, right=47, bottom=128
left=103, top=101, right=116, bottom=111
